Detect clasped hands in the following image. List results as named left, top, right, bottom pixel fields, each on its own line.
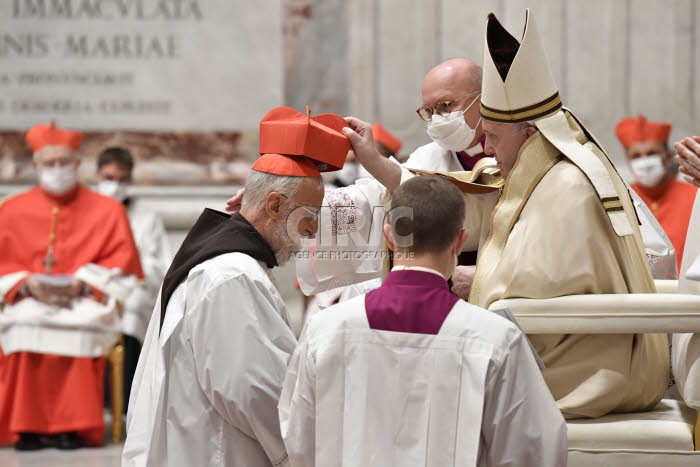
left=24, top=274, right=86, bottom=309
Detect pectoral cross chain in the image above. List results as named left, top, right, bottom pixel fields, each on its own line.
left=44, top=206, right=60, bottom=275
left=43, top=249, right=56, bottom=274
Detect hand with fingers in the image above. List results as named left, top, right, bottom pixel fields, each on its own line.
left=343, top=117, right=380, bottom=164
left=674, top=136, right=700, bottom=187
left=451, top=265, right=476, bottom=300
left=343, top=117, right=402, bottom=192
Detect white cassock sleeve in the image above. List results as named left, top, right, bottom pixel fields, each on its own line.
left=186, top=273, right=296, bottom=467
left=278, top=335, right=316, bottom=467
left=123, top=212, right=172, bottom=342
left=480, top=332, right=568, bottom=467
left=134, top=212, right=171, bottom=292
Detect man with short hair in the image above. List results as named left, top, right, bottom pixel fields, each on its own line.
left=123, top=106, right=350, bottom=467
left=95, top=146, right=171, bottom=409
left=279, top=176, right=567, bottom=467
left=615, top=115, right=697, bottom=268
left=0, top=122, right=143, bottom=449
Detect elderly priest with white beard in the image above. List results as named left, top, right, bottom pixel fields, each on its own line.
left=122, top=106, right=350, bottom=467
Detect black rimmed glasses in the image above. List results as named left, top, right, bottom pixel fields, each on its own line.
left=280, top=193, right=319, bottom=220
left=416, top=92, right=481, bottom=122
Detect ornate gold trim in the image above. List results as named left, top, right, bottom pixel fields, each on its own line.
left=481, top=92, right=562, bottom=123
left=469, top=131, right=562, bottom=306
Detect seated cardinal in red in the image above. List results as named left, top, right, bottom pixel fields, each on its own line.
left=0, top=122, right=143, bottom=450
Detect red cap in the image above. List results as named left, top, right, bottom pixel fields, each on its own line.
left=259, top=106, right=350, bottom=172
left=372, top=123, right=402, bottom=155
left=615, top=115, right=672, bottom=149
left=25, top=121, right=83, bottom=152
left=251, top=153, right=321, bottom=177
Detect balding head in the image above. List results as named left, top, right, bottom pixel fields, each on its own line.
left=419, top=58, right=484, bottom=151
left=422, top=58, right=482, bottom=105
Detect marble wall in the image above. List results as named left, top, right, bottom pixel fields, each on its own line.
left=2, top=1, right=700, bottom=207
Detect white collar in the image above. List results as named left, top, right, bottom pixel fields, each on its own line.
left=391, top=265, right=446, bottom=279
left=464, top=141, right=484, bottom=157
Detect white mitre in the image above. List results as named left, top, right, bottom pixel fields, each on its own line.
left=480, top=9, right=634, bottom=237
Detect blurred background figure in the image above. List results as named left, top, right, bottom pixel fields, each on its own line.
left=95, top=147, right=171, bottom=410
left=0, top=123, right=143, bottom=450
left=616, top=115, right=697, bottom=270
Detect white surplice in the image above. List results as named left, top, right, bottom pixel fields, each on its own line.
left=279, top=296, right=567, bottom=467
left=122, top=252, right=296, bottom=467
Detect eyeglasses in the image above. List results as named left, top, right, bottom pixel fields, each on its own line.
left=416, top=92, right=481, bottom=122
left=280, top=193, right=319, bottom=220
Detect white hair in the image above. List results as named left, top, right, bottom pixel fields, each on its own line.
left=241, top=170, right=311, bottom=211
left=512, top=120, right=537, bottom=133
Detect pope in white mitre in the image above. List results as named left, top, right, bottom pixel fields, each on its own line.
left=469, top=10, right=668, bottom=419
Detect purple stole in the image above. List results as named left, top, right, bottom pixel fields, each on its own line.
left=365, top=270, right=459, bottom=335
left=456, top=136, right=488, bottom=170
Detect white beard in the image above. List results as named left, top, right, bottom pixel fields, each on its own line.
left=271, top=218, right=300, bottom=266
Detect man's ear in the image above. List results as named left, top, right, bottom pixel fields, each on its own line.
left=525, top=126, right=538, bottom=138
left=265, top=192, right=285, bottom=219
left=455, top=229, right=468, bottom=255
left=383, top=223, right=396, bottom=251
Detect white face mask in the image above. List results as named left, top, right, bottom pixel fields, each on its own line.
left=39, top=166, right=77, bottom=195
left=629, top=154, right=666, bottom=188
left=426, top=95, right=481, bottom=152
left=97, top=180, right=129, bottom=202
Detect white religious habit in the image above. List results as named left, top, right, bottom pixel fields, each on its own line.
left=123, top=210, right=295, bottom=467
left=280, top=268, right=567, bottom=467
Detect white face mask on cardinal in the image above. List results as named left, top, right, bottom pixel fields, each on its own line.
left=39, top=166, right=78, bottom=195
left=426, top=94, right=481, bottom=152
left=97, top=180, right=129, bottom=202
left=629, top=154, right=666, bottom=188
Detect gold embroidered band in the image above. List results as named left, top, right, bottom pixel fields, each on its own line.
left=480, top=92, right=562, bottom=123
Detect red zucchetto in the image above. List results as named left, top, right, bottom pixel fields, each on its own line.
left=251, top=153, right=321, bottom=177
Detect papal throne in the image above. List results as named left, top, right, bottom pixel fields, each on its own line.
left=488, top=191, right=700, bottom=466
